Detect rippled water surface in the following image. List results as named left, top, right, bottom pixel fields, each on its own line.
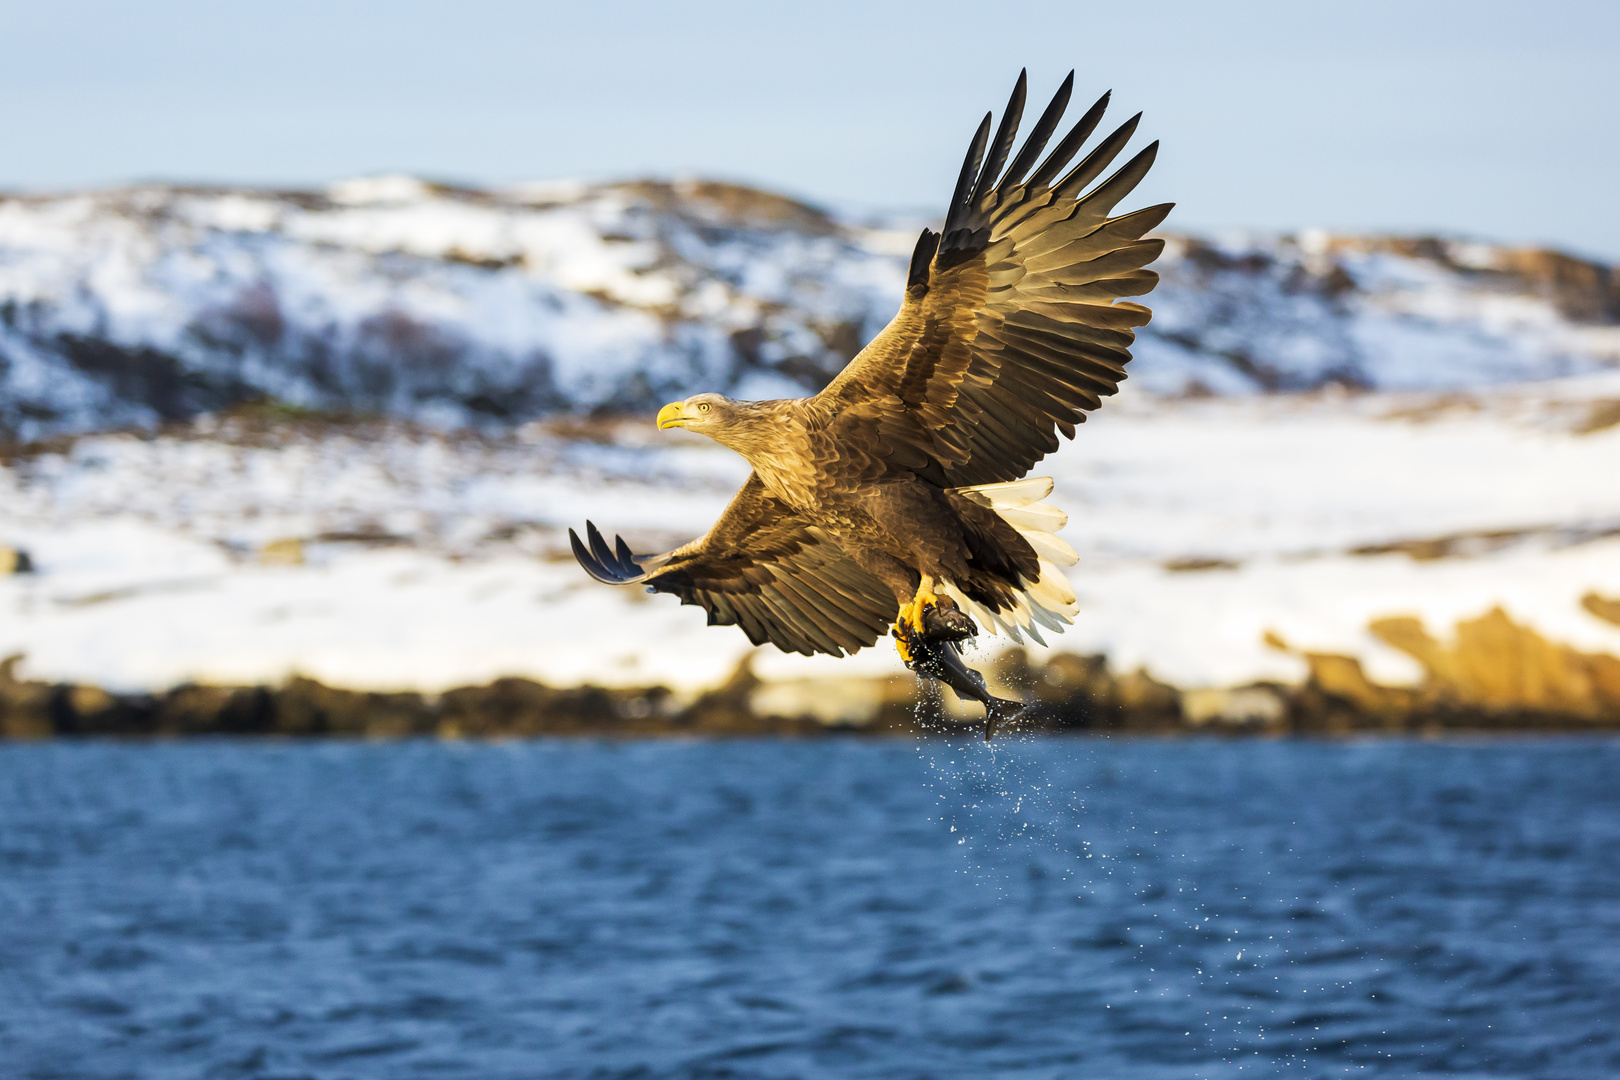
left=2, top=738, right=1617, bottom=1079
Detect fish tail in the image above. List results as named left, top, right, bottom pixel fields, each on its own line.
left=984, top=697, right=1026, bottom=741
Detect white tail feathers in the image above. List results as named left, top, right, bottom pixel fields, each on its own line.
left=1020, top=528, right=1078, bottom=567
left=996, top=503, right=1067, bottom=532
left=954, top=475, right=1053, bottom=509
left=939, top=476, right=1079, bottom=646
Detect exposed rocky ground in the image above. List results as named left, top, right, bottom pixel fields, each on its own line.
left=6, top=595, right=1619, bottom=741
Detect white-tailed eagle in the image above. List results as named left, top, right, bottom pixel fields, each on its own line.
left=572, top=70, right=1168, bottom=683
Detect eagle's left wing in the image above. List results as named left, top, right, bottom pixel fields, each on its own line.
left=569, top=473, right=897, bottom=657
left=808, top=70, right=1171, bottom=488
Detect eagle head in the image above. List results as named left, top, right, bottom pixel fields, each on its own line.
left=656, top=393, right=741, bottom=434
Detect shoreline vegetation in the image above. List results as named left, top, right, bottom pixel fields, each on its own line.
left=6, top=601, right=1619, bottom=740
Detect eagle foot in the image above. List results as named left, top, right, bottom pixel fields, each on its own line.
left=893, top=593, right=976, bottom=663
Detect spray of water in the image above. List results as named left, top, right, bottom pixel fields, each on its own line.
left=908, top=654, right=1361, bottom=1076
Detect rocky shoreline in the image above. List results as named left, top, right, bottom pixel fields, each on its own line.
left=6, top=604, right=1619, bottom=741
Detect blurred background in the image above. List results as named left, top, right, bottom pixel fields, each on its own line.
left=3, top=4, right=1620, bottom=1076
left=1, top=0, right=1617, bottom=733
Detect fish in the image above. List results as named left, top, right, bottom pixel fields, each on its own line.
left=897, top=602, right=1027, bottom=741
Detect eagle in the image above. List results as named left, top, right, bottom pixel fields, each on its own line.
left=571, top=70, right=1168, bottom=679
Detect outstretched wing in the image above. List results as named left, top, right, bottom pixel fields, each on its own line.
left=811, top=70, right=1170, bottom=487
left=569, top=474, right=897, bottom=657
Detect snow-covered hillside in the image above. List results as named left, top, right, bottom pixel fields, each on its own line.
left=2, top=177, right=1616, bottom=441
left=1142, top=233, right=1619, bottom=394
left=0, top=177, right=902, bottom=440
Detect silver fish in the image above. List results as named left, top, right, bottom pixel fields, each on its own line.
left=898, top=606, right=1026, bottom=740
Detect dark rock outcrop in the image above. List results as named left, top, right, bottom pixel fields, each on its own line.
left=9, top=617, right=1618, bottom=742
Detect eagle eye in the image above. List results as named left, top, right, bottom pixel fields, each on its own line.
left=697, top=402, right=711, bottom=413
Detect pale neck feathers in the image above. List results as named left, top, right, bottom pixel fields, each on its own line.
left=705, top=399, right=799, bottom=459
left=704, top=399, right=813, bottom=495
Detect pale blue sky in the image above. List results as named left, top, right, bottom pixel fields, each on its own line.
left=2, top=0, right=1616, bottom=257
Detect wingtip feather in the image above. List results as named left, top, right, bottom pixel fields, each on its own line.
left=944, top=111, right=994, bottom=235
left=971, top=71, right=1028, bottom=207
left=999, top=70, right=1077, bottom=192
left=1027, top=90, right=1112, bottom=192
left=907, top=228, right=939, bottom=289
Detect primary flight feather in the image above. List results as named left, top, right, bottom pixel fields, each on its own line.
left=571, top=70, right=1170, bottom=666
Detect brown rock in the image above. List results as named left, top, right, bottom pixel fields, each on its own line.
left=1576, top=401, right=1620, bottom=435
left=150, top=684, right=275, bottom=735
left=1369, top=616, right=1456, bottom=684
left=1300, top=652, right=1414, bottom=718
left=260, top=538, right=305, bottom=566
left=1372, top=607, right=1620, bottom=720
left=1181, top=685, right=1288, bottom=729
left=274, top=677, right=433, bottom=737
left=0, top=655, right=53, bottom=739
left=1113, top=668, right=1185, bottom=724
left=1583, top=592, right=1620, bottom=628
left=52, top=682, right=158, bottom=736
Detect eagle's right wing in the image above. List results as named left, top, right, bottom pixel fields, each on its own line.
left=570, top=473, right=897, bottom=657
left=808, top=70, right=1170, bottom=488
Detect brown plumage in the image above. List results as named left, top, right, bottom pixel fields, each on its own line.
left=572, top=70, right=1170, bottom=658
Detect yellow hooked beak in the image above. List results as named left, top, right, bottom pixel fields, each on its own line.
left=657, top=402, right=687, bottom=430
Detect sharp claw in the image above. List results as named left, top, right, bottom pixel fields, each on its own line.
left=614, top=533, right=636, bottom=573
left=892, top=618, right=916, bottom=665
left=569, top=527, right=593, bottom=571
left=571, top=527, right=614, bottom=582
left=586, top=521, right=617, bottom=567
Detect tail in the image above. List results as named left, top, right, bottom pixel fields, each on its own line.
left=939, top=476, right=1079, bottom=646
left=984, top=696, right=1027, bottom=741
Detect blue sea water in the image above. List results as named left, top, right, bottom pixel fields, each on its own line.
left=1, top=737, right=1617, bottom=1079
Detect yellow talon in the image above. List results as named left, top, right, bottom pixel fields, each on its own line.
left=892, top=576, right=940, bottom=663
left=908, top=577, right=938, bottom=633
